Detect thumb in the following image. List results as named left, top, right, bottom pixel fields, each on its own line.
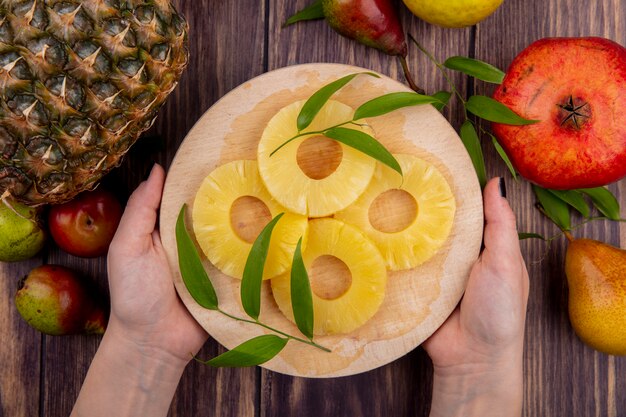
left=483, top=177, right=520, bottom=259
left=111, top=164, right=166, bottom=253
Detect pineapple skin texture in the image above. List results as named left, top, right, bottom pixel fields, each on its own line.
left=192, top=160, right=308, bottom=280
left=336, top=154, right=456, bottom=271
left=272, top=218, right=387, bottom=336
left=0, top=0, right=188, bottom=205
left=258, top=99, right=376, bottom=217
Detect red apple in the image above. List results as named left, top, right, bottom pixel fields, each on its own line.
left=492, top=37, right=626, bottom=190
left=15, top=265, right=107, bottom=335
left=49, top=189, right=123, bottom=258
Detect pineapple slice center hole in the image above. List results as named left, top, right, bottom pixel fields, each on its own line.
left=230, top=196, right=272, bottom=243
left=296, top=136, right=343, bottom=180
left=309, top=255, right=352, bottom=300
left=369, top=189, right=418, bottom=233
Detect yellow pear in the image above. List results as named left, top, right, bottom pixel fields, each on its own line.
left=565, top=235, right=626, bottom=355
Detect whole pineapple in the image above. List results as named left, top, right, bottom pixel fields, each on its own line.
left=0, top=0, right=188, bottom=205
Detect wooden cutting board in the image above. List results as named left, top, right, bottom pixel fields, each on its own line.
left=159, top=63, right=484, bottom=378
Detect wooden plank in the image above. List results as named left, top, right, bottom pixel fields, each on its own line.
left=0, top=259, right=42, bottom=417
left=39, top=1, right=266, bottom=416
left=263, top=1, right=473, bottom=414
left=474, top=1, right=626, bottom=416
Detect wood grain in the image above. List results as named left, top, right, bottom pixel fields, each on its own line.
left=0, top=0, right=624, bottom=415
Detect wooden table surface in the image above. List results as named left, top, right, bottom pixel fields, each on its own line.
left=1, top=1, right=625, bottom=416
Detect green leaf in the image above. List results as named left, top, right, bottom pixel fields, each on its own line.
left=431, top=91, right=452, bottom=111
left=579, top=187, right=621, bottom=220
left=324, top=127, right=402, bottom=175
left=353, top=92, right=442, bottom=120
left=241, top=213, right=285, bottom=320
left=297, top=72, right=379, bottom=131
left=290, top=238, right=314, bottom=340
left=283, top=0, right=324, bottom=27
left=489, top=134, right=517, bottom=180
left=459, top=120, right=487, bottom=188
left=466, top=95, right=540, bottom=125
left=547, top=189, right=590, bottom=218
left=175, top=205, right=218, bottom=310
left=443, top=56, right=506, bottom=84
left=518, top=232, right=546, bottom=241
left=202, top=335, right=288, bottom=367
left=533, top=186, right=571, bottom=230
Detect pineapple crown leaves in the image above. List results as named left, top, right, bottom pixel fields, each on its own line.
left=176, top=206, right=328, bottom=368
left=270, top=72, right=446, bottom=176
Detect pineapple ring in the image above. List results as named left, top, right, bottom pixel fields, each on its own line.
left=257, top=100, right=376, bottom=217
left=192, top=160, right=308, bottom=280
left=271, top=218, right=387, bottom=336
left=335, top=154, right=456, bottom=271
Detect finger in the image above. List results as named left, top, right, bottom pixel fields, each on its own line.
left=112, top=164, right=166, bottom=252
left=483, top=177, right=520, bottom=259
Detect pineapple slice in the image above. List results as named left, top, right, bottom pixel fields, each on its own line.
left=258, top=100, right=376, bottom=217
left=335, top=154, right=456, bottom=271
left=192, top=160, right=308, bottom=280
left=271, top=218, right=387, bottom=336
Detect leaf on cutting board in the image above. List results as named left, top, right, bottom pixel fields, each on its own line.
left=518, top=232, right=546, bottom=241
left=489, top=134, right=517, bottom=180
left=290, top=238, right=314, bottom=340
left=578, top=187, right=621, bottom=220
left=547, top=189, right=590, bottom=218
left=201, top=335, right=288, bottom=367
left=466, top=95, right=539, bottom=125
left=297, top=72, right=380, bottom=131
left=459, top=120, right=487, bottom=188
left=241, top=213, right=285, bottom=321
left=353, top=92, right=443, bottom=120
left=443, top=56, right=506, bottom=84
left=175, top=205, right=218, bottom=310
left=283, top=0, right=325, bottom=27
left=324, top=127, right=402, bottom=175
left=431, top=91, right=452, bottom=111
left=533, top=186, right=571, bottom=230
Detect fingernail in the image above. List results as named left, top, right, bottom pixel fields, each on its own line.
left=499, top=177, right=507, bottom=198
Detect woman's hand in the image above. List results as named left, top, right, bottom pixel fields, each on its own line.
left=423, top=178, right=530, bottom=417
left=72, top=164, right=208, bottom=417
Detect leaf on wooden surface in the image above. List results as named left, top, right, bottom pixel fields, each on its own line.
left=353, top=92, right=442, bottom=120
left=466, top=95, right=539, bottom=125
left=518, top=232, right=546, bottom=241
left=290, top=238, right=314, bottom=340
left=533, top=186, right=571, bottom=230
left=202, top=335, right=288, bottom=367
left=241, top=213, right=284, bottom=320
left=175, top=205, right=218, bottom=310
left=489, top=134, right=517, bottom=180
left=283, top=0, right=324, bottom=27
left=459, top=120, right=487, bottom=188
left=578, top=187, right=621, bottom=220
left=297, top=72, right=379, bottom=131
left=547, top=189, right=590, bottom=218
left=324, top=127, right=402, bottom=175
left=443, top=56, right=506, bottom=84
left=431, top=91, right=452, bottom=111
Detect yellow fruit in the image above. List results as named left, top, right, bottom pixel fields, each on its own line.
left=271, top=218, right=387, bottom=336
left=258, top=100, right=376, bottom=217
left=402, top=0, right=504, bottom=28
left=192, top=160, right=308, bottom=280
left=335, top=154, right=455, bottom=271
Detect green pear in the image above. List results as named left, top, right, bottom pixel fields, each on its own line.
left=0, top=200, right=46, bottom=262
